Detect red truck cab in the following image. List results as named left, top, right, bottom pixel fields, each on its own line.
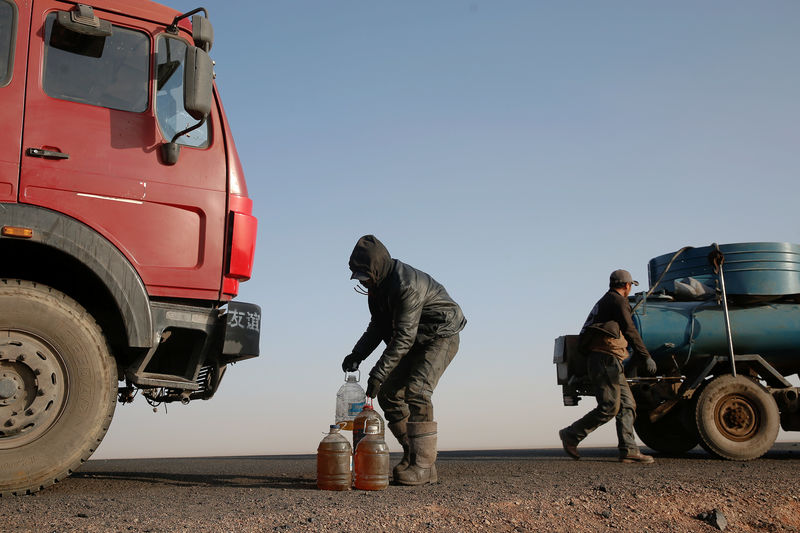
left=0, top=1, right=259, bottom=495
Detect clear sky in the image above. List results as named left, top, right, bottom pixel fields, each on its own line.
left=95, top=1, right=800, bottom=458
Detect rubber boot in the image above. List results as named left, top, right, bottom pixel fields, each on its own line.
left=395, top=421, right=437, bottom=486
left=388, top=418, right=410, bottom=479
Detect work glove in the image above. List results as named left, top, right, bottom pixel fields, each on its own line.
left=341, top=352, right=362, bottom=372
left=643, top=356, right=657, bottom=376
left=366, top=377, right=382, bottom=399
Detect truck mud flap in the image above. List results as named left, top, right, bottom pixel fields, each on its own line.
left=222, top=301, right=261, bottom=363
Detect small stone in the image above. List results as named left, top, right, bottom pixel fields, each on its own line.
left=76, top=513, right=88, bottom=518
left=601, top=510, right=611, bottom=518
left=697, top=509, right=727, bottom=531
left=710, top=509, right=728, bottom=531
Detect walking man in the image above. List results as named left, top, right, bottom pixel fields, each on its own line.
left=342, top=235, right=466, bottom=485
left=559, top=269, right=658, bottom=463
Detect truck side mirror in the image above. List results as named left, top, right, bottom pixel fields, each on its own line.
left=184, top=46, right=213, bottom=120
left=160, top=45, right=214, bottom=165
left=191, top=14, right=214, bottom=52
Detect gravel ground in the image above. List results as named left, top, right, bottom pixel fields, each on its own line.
left=2, top=444, right=800, bottom=532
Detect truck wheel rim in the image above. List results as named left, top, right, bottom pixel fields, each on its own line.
left=0, top=333, right=68, bottom=449
left=714, top=393, right=759, bottom=442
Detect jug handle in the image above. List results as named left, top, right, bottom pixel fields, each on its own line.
left=360, top=398, right=373, bottom=432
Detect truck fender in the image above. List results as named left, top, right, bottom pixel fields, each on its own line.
left=0, top=203, right=152, bottom=347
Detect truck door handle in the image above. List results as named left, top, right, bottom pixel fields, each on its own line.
left=26, top=148, right=70, bottom=160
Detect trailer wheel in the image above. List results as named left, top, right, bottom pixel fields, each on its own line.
left=0, top=280, right=116, bottom=496
left=695, top=374, right=779, bottom=461
left=634, top=402, right=699, bottom=454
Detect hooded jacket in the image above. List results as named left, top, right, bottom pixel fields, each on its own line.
left=349, top=235, right=467, bottom=382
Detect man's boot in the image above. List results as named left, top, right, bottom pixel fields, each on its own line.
left=395, top=421, right=437, bottom=486
left=388, top=418, right=410, bottom=478
left=619, top=449, right=655, bottom=464
left=558, top=428, right=580, bottom=460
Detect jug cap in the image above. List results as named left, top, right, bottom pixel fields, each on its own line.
left=365, top=423, right=379, bottom=435
left=329, top=424, right=341, bottom=432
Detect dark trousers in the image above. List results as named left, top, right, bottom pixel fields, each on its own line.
left=565, top=351, right=638, bottom=454
left=377, top=333, right=459, bottom=424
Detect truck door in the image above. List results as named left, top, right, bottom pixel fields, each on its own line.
left=20, top=0, right=228, bottom=300
left=0, top=0, right=28, bottom=202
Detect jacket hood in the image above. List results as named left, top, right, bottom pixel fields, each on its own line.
left=349, top=235, right=393, bottom=286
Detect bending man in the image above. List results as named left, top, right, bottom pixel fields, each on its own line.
left=343, top=235, right=466, bottom=485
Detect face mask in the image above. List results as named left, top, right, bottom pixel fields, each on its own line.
left=351, top=271, right=372, bottom=294
left=351, top=271, right=370, bottom=282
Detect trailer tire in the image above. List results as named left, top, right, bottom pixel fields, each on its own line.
left=634, top=402, right=699, bottom=454
left=695, top=374, right=779, bottom=461
left=0, top=280, right=116, bottom=496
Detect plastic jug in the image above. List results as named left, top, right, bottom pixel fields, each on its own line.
left=353, top=398, right=385, bottom=451
left=335, top=372, right=366, bottom=431
left=353, top=422, right=390, bottom=491
left=316, top=424, right=352, bottom=490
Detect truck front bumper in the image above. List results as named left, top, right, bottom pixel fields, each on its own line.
left=123, top=300, right=261, bottom=399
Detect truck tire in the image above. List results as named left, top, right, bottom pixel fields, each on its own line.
left=694, top=374, right=779, bottom=461
left=0, top=280, right=116, bottom=496
left=634, top=402, right=699, bottom=454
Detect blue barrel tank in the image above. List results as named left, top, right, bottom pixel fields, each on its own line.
left=633, top=299, right=800, bottom=376
left=637, top=242, right=800, bottom=376
left=648, top=242, right=800, bottom=297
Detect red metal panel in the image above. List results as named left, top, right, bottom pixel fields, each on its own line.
left=20, top=0, right=228, bottom=300
left=0, top=0, right=29, bottom=203
left=228, top=211, right=257, bottom=280
left=222, top=194, right=257, bottom=298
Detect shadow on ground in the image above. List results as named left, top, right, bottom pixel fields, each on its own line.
left=73, top=444, right=800, bottom=490
left=71, top=471, right=317, bottom=490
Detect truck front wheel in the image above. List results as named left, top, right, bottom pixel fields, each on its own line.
left=634, top=402, right=699, bottom=454
left=695, top=374, right=779, bottom=461
left=0, top=280, right=116, bottom=496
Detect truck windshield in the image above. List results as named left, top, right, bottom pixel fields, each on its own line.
left=42, top=13, right=148, bottom=112
left=155, top=35, right=210, bottom=148
left=0, top=0, right=15, bottom=87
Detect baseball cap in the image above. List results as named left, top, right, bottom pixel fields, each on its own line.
left=610, top=269, right=639, bottom=286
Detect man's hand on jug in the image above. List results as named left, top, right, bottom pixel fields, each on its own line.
left=366, top=377, right=382, bottom=398
left=342, top=352, right=362, bottom=372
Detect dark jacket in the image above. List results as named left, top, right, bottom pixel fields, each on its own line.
left=349, top=235, right=467, bottom=382
left=580, top=290, right=650, bottom=362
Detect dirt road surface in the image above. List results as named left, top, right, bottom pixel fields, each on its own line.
left=3, top=444, right=800, bottom=532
